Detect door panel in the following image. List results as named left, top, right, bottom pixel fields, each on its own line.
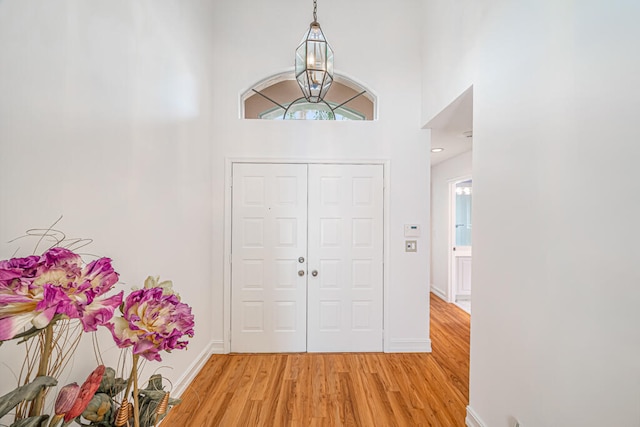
left=307, top=164, right=384, bottom=352
left=455, top=256, right=472, bottom=296
left=231, top=163, right=308, bottom=352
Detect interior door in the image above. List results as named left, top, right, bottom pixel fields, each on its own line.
left=307, top=164, right=384, bottom=352
left=231, top=163, right=308, bottom=352
left=231, top=163, right=384, bottom=353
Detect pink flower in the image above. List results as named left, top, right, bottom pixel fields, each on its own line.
left=83, top=258, right=119, bottom=293
left=0, top=255, right=40, bottom=281
left=0, top=254, right=49, bottom=340
left=108, top=277, right=194, bottom=362
left=0, top=248, right=122, bottom=341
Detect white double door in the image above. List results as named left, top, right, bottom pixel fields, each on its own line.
left=231, top=163, right=383, bottom=353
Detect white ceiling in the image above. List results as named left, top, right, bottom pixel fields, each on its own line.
left=425, top=87, right=473, bottom=166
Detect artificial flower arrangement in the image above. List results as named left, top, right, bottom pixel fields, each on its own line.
left=0, top=227, right=194, bottom=427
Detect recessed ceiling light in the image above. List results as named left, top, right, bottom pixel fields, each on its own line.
left=431, top=148, right=444, bottom=153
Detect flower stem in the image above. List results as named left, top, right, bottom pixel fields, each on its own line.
left=30, top=323, right=54, bottom=417
left=132, top=354, right=140, bottom=427
left=47, top=414, right=63, bottom=427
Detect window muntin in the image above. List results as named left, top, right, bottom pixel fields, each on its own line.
left=259, top=100, right=365, bottom=121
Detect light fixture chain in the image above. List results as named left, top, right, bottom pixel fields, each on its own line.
left=313, top=0, right=317, bottom=22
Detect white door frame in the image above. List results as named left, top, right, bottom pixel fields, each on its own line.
left=223, top=157, right=391, bottom=353
left=447, top=174, right=472, bottom=303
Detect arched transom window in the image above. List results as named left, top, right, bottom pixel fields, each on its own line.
left=242, top=74, right=376, bottom=121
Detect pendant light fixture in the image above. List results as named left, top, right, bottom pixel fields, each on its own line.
left=249, top=0, right=367, bottom=120
left=295, top=0, right=334, bottom=103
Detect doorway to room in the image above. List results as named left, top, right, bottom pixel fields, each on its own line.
left=426, top=85, right=474, bottom=425
left=449, top=177, right=472, bottom=312
left=427, top=86, right=473, bottom=314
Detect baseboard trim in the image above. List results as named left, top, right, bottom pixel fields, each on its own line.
left=430, top=286, right=447, bottom=301
left=172, top=340, right=217, bottom=398
left=386, top=338, right=432, bottom=352
left=211, top=339, right=225, bottom=354
left=466, top=406, right=487, bottom=427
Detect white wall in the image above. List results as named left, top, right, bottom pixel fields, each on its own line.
left=210, top=0, right=430, bottom=352
left=430, top=148, right=472, bottom=299
left=0, top=0, right=217, bottom=413
left=423, top=1, right=640, bottom=426
left=420, top=0, right=483, bottom=125
left=0, top=0, right=431, bottom=418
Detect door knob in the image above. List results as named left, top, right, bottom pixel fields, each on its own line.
left=311, top=270, right=318, bottom=277
left=298, top=270, right=305, bottom=277
left=298, top=257, right=305, bottom=263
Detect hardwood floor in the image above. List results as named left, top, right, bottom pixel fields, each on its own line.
left=163, top=295, right=470, bottom=426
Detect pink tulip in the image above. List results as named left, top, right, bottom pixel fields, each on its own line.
left=54, top=382, right=80, bottom=416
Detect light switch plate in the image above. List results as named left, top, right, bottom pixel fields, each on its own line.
left=405, top=240, right=417, bottom=252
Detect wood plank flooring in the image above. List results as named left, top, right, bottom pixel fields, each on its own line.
left=163, top=294, right=470, bottom=426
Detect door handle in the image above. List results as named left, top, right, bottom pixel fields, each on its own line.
left=311, top=270, right=318, bottom=277
left=298, top=270, right=305, bottom=277
left=298, top=257, right=305, bottom=263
